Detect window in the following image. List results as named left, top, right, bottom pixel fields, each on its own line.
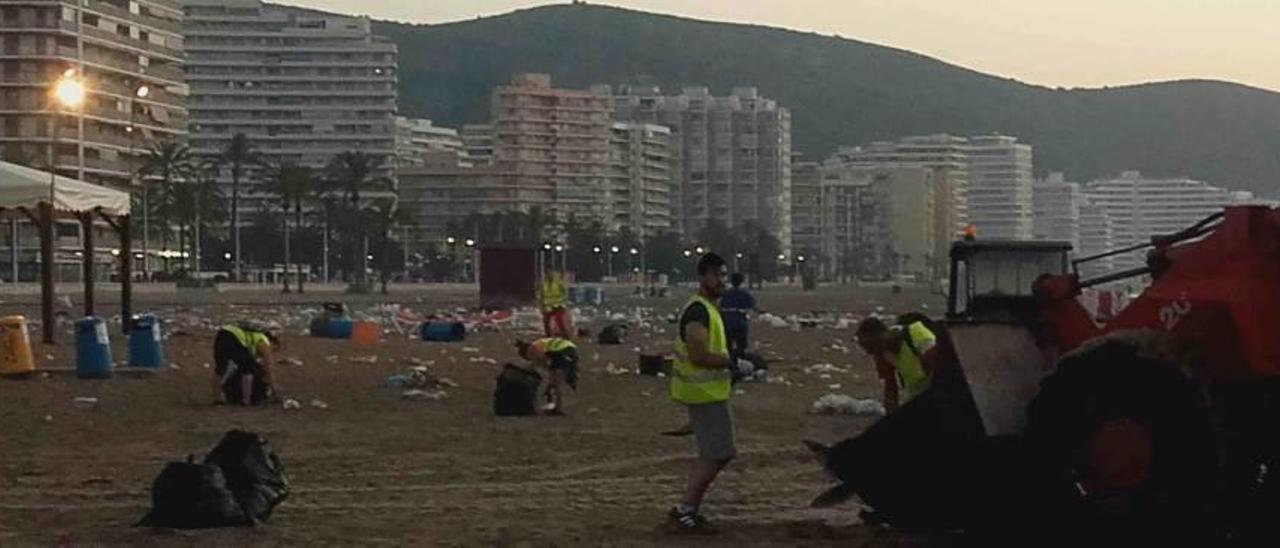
left=82, top=13, right=99, bottom=27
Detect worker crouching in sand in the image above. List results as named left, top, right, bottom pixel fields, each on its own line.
left=515, top=337, right=579, bottom=414
left=211, top=323, right=280, bottom=406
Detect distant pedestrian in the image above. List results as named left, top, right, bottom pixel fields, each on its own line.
left=538, top=270, right=572, bottom=338
left=719, top=273, right=756, bottom=360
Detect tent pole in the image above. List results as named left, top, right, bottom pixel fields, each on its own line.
left=119, top=214, right=132, bottom=334
left=81, top=211, right=94, bottom=317
left=39, top=202, right=54, bottom=344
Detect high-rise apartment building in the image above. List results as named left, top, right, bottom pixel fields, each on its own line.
left=608, top=84, right=792, bottom=252
left=0, top=0, right=187, bottom=188
left=830, top=134, right=968, bottom=277
left=607, top=122, right=672, bottom=236
left=790, top=160, right=821, bottom=258
left=394, top=116, right=464, bottom=168
left=183, top=0, right=397, bottom=209
left=818, top=161, right=934, bottom=281
left=396, top=155, right=522, bottom=250
left=1084, top=171, right=1248, bottom=270
left=966, top=135, right=1033, bottom=240
left=1033, top=172, right=1116, bottom=277
left=490, top=73, right=612, bottom=223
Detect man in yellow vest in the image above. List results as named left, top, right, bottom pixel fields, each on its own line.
left=538, top=270, right=571, bottom=337
left=516, top=336, right=579, bottom=414
left=667, top=252, right=756, bottom=532
left=210, top=323, right=279, bottom=406
left=855, top=316, right=939, bottom=412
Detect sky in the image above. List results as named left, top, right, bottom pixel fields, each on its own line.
left=281, top=0, right=1280, bottom=93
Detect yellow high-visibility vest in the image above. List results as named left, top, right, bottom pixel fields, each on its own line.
left=670, top=294, right=732, bottom=404
left=893, top=321, right=936, bottom=403
left=539, top=277, right=567, bottom=311
left=221, top=324, right=269, bottom=352
left=531, top=337, right=576, bottom=355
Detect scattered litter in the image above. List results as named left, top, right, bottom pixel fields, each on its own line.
left=402, top=389, right=448, bottom=401
left=587, top=407, right=600, bottom=415
left=325, top=356, right=338, bottom=363
left=759, top=313, right=790, bottom=329
left=348, top=355, right=378, bottom=364
left=201, top=362, right=211, bottom=369
left=44, top=414, right=53, bottom=422
left=73, top=396, right=99, bottom=405
left=604, top=363, right=631, bottom=375
left=45, top=354, right=54, bottom=361
left=282, top=357, right=304, bottom=366
left=437, top=377, right=459, bottom=388
left=734, top=389, right=746, bottom=396
left=805, top=363, right=849, bottom=374
left=460, top=347, right=480, bottom=353
left=810, top=394, right=885, bottom=417
left=468, top=356, right=497, bottom=364
left=828, top=384, right=842, bottom=390
left=168, top=363, right=181, bottom=370
left=309, top=399, right=329, bottom=409
left=767, top=375, right=793, bottom=386
left=640, top=391, right=652, bottom=397
left=282, top=399, right=302, bottom=410
left=406, top=357, right=427, bottom=366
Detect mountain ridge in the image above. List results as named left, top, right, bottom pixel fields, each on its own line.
left=328, top=3, right=1280, bottom=193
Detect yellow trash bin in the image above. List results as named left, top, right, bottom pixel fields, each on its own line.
left=0, top=315, right=35, bottom=378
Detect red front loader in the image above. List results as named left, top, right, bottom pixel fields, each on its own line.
left=810, top=206, right=1280, bottom=543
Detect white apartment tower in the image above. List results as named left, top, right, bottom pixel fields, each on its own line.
left=1084, top=171, right=1246, bottom=270
left=607, top=122, right=672, bottom=237
left=394, top=116, right=464, bottom=168
left=183, top=0, right=397, bottom=205
left=966, top=135, right=1033, bottom=240
left=790, top=160, right=821, bottom=258
left=1033, top=172, right=1114, bottom=277
left=608, top=85, right=792, bottom=252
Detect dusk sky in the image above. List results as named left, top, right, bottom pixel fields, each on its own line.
left=281, top=0, right=1280, bottom=93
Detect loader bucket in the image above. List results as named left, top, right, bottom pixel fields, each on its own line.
left=945, top=322, right=1055, bottom=436
left=809, top=322, right=1055, bottom=531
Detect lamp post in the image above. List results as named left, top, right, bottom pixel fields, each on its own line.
left=465, top=238, right=477, bottom=283
left=445, top=236, right=457, bottom=281
left=608, top=245, right=619, bottom=279
left=734, top=252, right=743, bottom=272
left=628, top=247, right=638, bottom=279
left=127, top=84, right=151, bottom=279
left=554, top=243, right=564, bottom=273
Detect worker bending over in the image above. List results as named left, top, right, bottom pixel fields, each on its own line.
left=667, top=252, right=756, bottom=532
left=538, top=271, right=572, bottom=337
left=516, top=337, right=579, bottom=414
left=211, top=323, right=279, bottom=406
left=855, top=317, right=939, bottom=412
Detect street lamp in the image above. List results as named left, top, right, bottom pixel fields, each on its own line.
left=465, top=238, right=475, bottom=248
left=223, top=252, right=232, bottom=261
left=52, top=69, right=86, bottom=108
left=464, top=238, right=477, bottom=283
left=683, top=249, right=692, bottom=257
left=446, top=236, right=456, bottom=245
left=695, top=246, right=705, bottom=255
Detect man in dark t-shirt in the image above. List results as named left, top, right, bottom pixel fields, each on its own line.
left=719, top=273, right=756, bottom=360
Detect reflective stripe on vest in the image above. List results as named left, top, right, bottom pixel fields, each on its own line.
left=893, top=321, right=935, bottom=403
left=670, top=295, right=731, bottom=404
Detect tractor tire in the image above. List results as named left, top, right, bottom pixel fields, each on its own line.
left=1025, top=332, right=1218, bottom=543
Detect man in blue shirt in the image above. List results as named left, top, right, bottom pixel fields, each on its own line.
left=719, top=273, right=756, bottom=361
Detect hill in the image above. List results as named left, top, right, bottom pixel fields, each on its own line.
left=368, top=3, right=1280, bottom=194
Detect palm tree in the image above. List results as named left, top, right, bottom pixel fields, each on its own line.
left=265, top=163, right=314, bottom=293
left=325, top=151, right=391, bottom=289
left=139, top=141, right=194, bottom=275
left=218, top=134, right=258, bottom=281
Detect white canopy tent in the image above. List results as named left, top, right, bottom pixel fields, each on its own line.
left=0, top=160, right=130, bottom=217
left=0, top=160, right=134, bottom=343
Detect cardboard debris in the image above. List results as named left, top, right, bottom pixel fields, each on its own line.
left=402, top=389, right=448, bottom=401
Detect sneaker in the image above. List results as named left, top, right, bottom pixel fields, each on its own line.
left=667, top=507, right=717, bottom=534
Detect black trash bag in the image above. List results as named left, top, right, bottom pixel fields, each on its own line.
left=203, top=430, right=290, bottom=524
left=136, top=459, right=248, bottom=529
left=495, top=363, right=542, bottom=417
left=596, top=323, right=628, bottom=345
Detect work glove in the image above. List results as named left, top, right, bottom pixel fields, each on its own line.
left=734, top=358, right=755, bottom=377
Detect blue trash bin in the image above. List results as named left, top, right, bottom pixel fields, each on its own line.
left=567, top=286, right=581, bottom=305
left=75, top=316, right=112, bottom=379
left=421, top=321, right=466, bottom=342
left=129, top=313, right=163, bottom=368
left=326, top=317, right=355, bottom=339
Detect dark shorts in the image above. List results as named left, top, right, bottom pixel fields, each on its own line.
left=214, top=329, right=266, bottom=405
left=688, top=402, right=737, bottom=461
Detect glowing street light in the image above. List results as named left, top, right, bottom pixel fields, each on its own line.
left=797, top=255, right=807, bottom=263
left=52, top=69, right=86, bottom=108
left=366, top=254, right=374, bottom=261
left=610, top=245, right=620, bottom=254
left=683, top=249, right=692, bottom=257
left=554, top=244, right=564, bottom=253
left=629, top=247, right=638, bottom=255
left=135, top=85, right=150, bottom=99
left=446, top=236, right=456, bottom=245
left=777, top=253, right=787, bottom=262
left=695, top=246, right=705, bottom=255
left=592, top=245, right=602, bottom=254
left=223, top=252, right=232, bottom=261
left=464, top=238, right=476, bottom=248
left=735, top=252, right=744, bottom=259
left=543, top=242, right=552, bottom=251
